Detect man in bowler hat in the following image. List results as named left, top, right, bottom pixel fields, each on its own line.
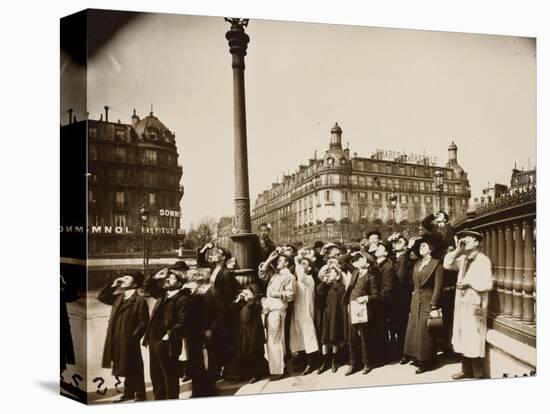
left=97, top=270, right=149, bottom=402
left=142, top=263, right=190, bottom=400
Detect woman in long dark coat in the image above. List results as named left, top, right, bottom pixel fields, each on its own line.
left=402, top=234, right=443, bottom=373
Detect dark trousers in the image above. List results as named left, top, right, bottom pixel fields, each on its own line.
left=349, top=323, right=370, bottom=366
left=188, top=339, right=216, bottom=398
left=206, top=337, right=224, bottom=382
left=371, top=315, right=389, bottom=365
left=440, top=289, right=456, bottom=352
left=462, top=356, right=485, bottom=378
left=122, top=372, right=146, bottom=399
left=149, top=340, right=180, bottom=400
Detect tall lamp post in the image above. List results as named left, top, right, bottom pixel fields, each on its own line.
left=389, top=192, right=398, bottom=233
left=225, top=17, right=258, bottom=287
left=138, top=204, right=150, bottom=277
left=434, top=170, right=444, bottom=212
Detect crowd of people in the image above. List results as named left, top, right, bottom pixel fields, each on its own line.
left=96, top=212, right=494, bottom=402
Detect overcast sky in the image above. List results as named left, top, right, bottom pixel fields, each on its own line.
left=68, top=12, right=536, bottom=229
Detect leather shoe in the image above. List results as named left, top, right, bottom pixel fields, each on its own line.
left=452, top=371, right=473, bottom=380
left=362, top=365, right=372, bottom=375
left=399, top=356, right=411, bottom=365
left=112, top=395, right=134, bottom=403
left=345, top=366, right=359, bottom=376
left=302, top=365, right=314, bottom=376
left=415, top=365, right=432, bottom=374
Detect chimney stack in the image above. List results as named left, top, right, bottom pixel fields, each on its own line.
left=104, top=105, right=110, bottom=123
left=68, top=108, right=73, bottom=125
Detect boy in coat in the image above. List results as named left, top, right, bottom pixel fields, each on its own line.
left=343, top=252, right=379, bottom=375
left=97, top=270, right=149, bottom=403
left=444, top=229, right=493, bottom=379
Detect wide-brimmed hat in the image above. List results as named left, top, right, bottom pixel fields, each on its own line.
left=412, top=233, right=444, bottom=259
left=313, top=240, right=325, bottom=249
left=456, top=229, right=483, bottom=242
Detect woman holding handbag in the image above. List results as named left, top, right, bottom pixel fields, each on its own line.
left=402, top=233, right=444, bottom=374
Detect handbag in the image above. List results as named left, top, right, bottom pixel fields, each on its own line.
left=426, top=308, right=443, bottom=332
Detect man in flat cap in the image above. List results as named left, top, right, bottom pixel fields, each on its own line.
left=97, top=271, right=149, bottom=402
left=142, top=265, right=190, bottom=400
left=444, top=229, right=493, bottom=379
left=197, top=242, right=239, bottom=382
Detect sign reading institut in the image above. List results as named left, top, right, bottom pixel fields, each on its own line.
left=60, top=225, right=185, bottom=235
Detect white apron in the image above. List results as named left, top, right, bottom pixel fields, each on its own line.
left=289, top=266, right=319, bottom=354
left=445, top=252, right=493, bottom=358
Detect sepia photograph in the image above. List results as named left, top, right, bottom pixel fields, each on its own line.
left=60, top=8, right=536, bottom=404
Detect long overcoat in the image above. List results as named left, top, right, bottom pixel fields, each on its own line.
left=444, top=252, right=493, bottom=357
left=403, top=258, right=443, bottom=363
left=98, top=285, right=149, bottom=377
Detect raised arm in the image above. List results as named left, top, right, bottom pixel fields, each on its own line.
left=97, top=279, right=119, bottom=305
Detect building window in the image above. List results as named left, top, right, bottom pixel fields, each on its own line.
left=89, top=145, right=98, bottom=160
left=89, top=127, right=97, bottom=138
left=115, top=147, right=126, bottom=162
left=372, top=163, right=379, bottom=173
left=419, top=181, right=425, bottom=192
left=400, top=194, right=408, bottom=204
left=116, top=169, right=124, bottom=180
left=386, top=164, right=392, bottom=174
left=115, top=129, right=127, bottom=141
left=359, top=206, right=367, bottom=218
left=342, top=205, right=349, bottom=218
left=373, top=192, right=381, bottom=203
left=359, top=192, right=367, bottom=203
left=149, top=192, right=156, bottom=207
left=144, top=149, right=157, bottom=165
left=88, top=190, right=94, bottom=202
left=366, top=176, right=373, bottom=187
left=380, top=178, right=387, bottom=188
left=114, top=213, right=126, bottom=227
left=413, top=195, right=420, bottom=203
left=115, top=191, right=125, bottom=206
left=358, top=176, right=366, bottom=187
left=425, top=196, right=433, bottom=204
left=325, top=190, right=332, bottom=202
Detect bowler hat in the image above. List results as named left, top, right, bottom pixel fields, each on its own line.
left=456, top=229, right=483, bottom=242
left=124, top=270, right=144, bottom=287
left=170, top=260, right=189, bottom=272
left=313, top=240, right=325, bottom=249
left=437, top=210, right=450, bottom=223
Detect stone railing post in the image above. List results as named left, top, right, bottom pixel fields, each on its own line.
left=512, top=222, right=524, bottom=320
left=522, top=219, right=535, bottom=325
